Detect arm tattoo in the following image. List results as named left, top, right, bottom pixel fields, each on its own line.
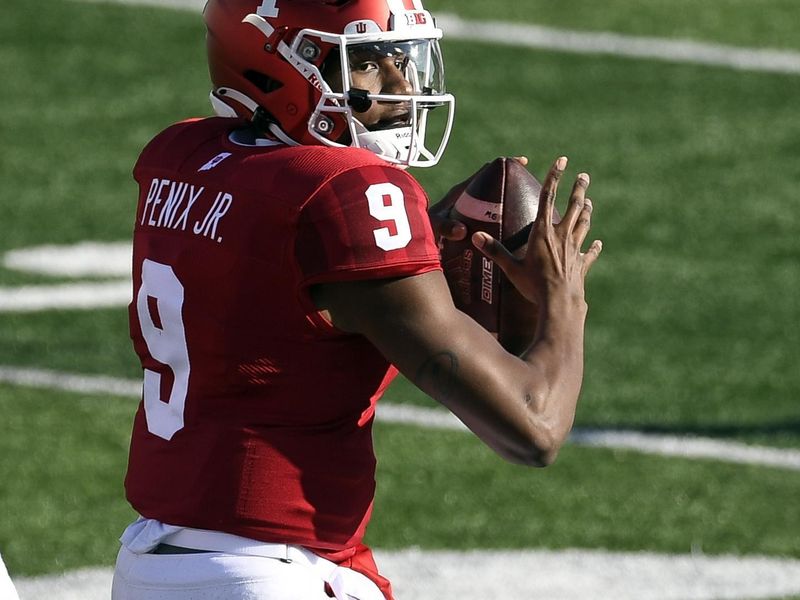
left=416, top=351, right=459, bottom=400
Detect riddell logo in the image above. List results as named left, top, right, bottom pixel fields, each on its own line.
left=307, top=72, right=322, bottom=91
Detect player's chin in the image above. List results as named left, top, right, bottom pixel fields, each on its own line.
left=370, top=113, right=412, bottom=131
left=333, top=113, right=410, bottom=144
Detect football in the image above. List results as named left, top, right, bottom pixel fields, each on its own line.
left=440, top=157, right=558, bottom=355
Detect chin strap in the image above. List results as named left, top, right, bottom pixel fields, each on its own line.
left=209, top=90, right=240, bottom=117
left=266, top=123, right=300, bottom=147
left=353, top=122, right=412, bottom=164
left=210, top=88, right=300, bottom=147
left=210, top=87, right=260, bottom=115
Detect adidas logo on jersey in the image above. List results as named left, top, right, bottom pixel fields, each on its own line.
left=198, top=152, right=232, bottom=172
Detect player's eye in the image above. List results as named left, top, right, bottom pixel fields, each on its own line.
left=352, top=61, right=379, bottom=73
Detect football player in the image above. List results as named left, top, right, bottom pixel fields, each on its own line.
left=112, top=1, right=602, bottom=599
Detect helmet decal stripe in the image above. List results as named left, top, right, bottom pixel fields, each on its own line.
left=242, top=13, right=274, bottom=37
left=388, top=0, right=425, bottom=11
left=385, top=0, right=406, bottom=15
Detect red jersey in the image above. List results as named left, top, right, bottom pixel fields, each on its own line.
left=124, top=118, right=440, bottom=564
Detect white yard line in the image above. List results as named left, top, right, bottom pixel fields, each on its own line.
left=437, top=14, right=800, bottom=75
left=2, top=365, right=799, bottom=472
left=0, top=366, right=141, bottom=397
left=2, top=242, right=131, bottom=278
left=72, top=0, right=800, bottom=75
left=382, top=403, right=800, bottom=471
left=0, top=244, right=132, bottom=312
left=13, top=549, right=800, bottom=600
left=74, top=0, right=203, bottom=8
left=0, top=282, right=131, bottom=312
left=569, top=429, right=800, bottom=471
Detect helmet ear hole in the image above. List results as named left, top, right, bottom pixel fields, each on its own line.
left=244, top=70, right=284, bottom=94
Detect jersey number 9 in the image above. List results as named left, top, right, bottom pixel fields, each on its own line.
left=136, top=259, right=190, bottom=441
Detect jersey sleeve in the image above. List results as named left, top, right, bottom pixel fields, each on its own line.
left=132, top=118, right=208, bottom=182
left=295, top=164, right=442, bottom=286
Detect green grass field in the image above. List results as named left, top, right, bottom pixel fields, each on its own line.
left=2, top=0, right=799, bottom=596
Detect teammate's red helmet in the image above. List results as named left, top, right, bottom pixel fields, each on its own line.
left=204, top=0, right=455, bottom=167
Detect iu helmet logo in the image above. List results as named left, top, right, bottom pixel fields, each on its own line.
left=345, top=19, right=380, bottom=34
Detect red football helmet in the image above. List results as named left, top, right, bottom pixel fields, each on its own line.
left=204, top=0, right=455, bottom=167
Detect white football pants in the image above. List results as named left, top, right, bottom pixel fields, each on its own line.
left=112, top=519, right=386, bottom=600
left=0, top=552, right=20, bottom=600
left=113, top=542, right=387, bottom=599
left=112, top=545, right=337, bottom=599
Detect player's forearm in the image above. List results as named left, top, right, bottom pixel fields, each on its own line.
left=421, top=302, right=588, bottom=468
left=516, top=294, right=588, bottom=465
left=314, top=272, right=589, bottom=466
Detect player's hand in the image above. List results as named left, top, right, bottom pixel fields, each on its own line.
left=428, top=171, right=478, bottom=242
left=471, top=156, right=602, bottom=306
left=429, top=156, right=529, bottom=242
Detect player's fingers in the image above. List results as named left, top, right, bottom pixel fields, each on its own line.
left=512, top=155, right=529, bottom=166
left=582, top=239, right=603, bottom=274
left=536, top=156, right=567, bottom=230
left=437, top=218, right=468, bottom=241
left=571, top=197, right=593, bottom=246
left=472, top=231, right=516, bottom=272
left=559, top=173, right=589, bottom=234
